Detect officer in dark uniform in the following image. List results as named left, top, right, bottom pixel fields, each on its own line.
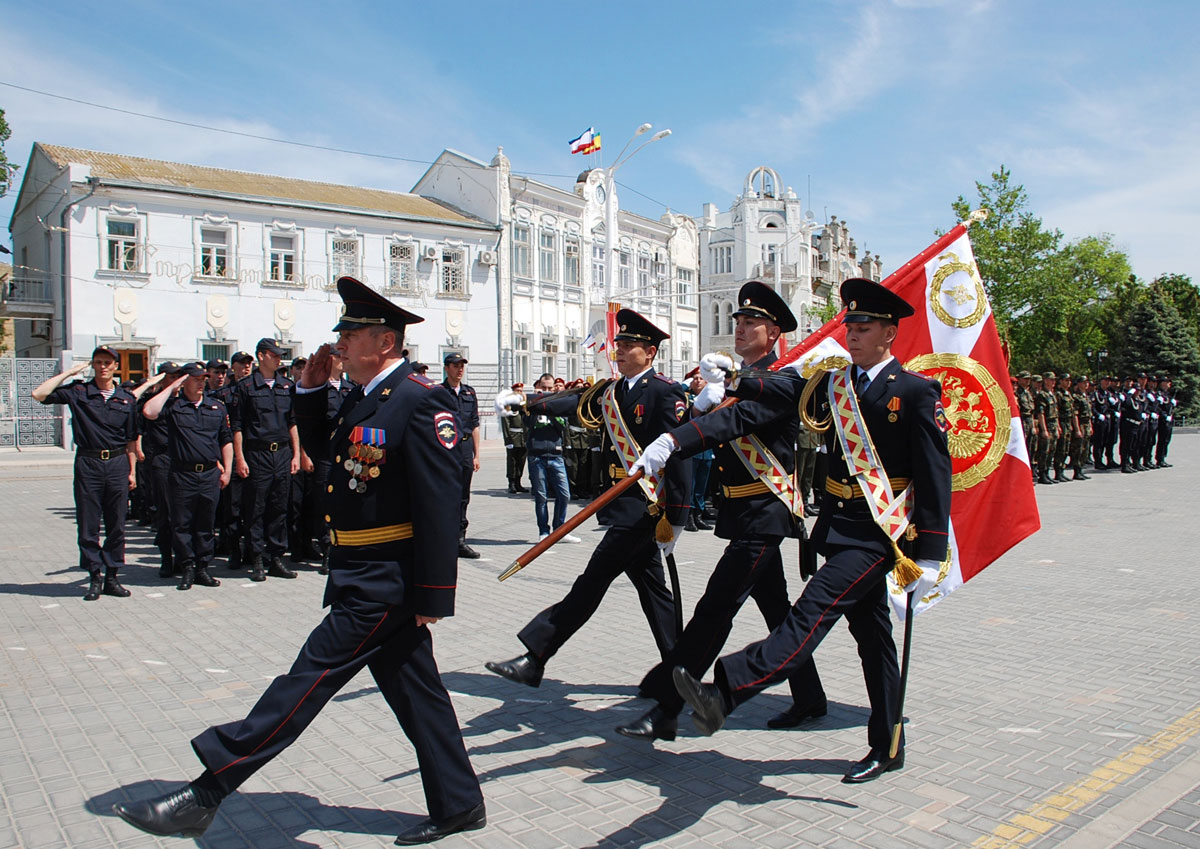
left=310, top=353, right=356, bottom=575
left=1090, top=376, right=1110, bottom=469
left=204, top=359, right=227, bottom=397
left=486, top=309, right=691, bottom=689
left=142, top=362, right=181, bottom=576
left=671, top=278, right=952, bottom=785
left=215, top=352, right=252, bottom=567
left=500, top=382, right=529, bottom=493
left=231, top=338, right=299, bottom=581
left=1156, top=376, right=1176, bottom=467
left=442, top=353, right=481, bottom=558
left=1141, top=376, right=1161, bottom=469
left=34, top=346, right=140, bottom=601
left=113, top=276, right=484, bottom=844
left=1104, top=375, right=1121, bottom=467
left=1119, top=376, right=1142, bottom=472
left=142, top=362, right=233, bottom=590
left=616, top=281, right=827, bottom=742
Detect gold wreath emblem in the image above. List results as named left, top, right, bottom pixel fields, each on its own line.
left=929, top=251, right=987, bottom=329
left=905, top=352, right=1010, bottom=492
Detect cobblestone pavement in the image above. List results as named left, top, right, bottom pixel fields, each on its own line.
left=1, top=437, right=1198, bottom=849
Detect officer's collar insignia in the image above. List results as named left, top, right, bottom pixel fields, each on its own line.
left=381, top=388, right=391, bottom=398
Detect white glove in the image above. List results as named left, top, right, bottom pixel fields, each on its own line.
left=632, top=433, right=678, bottom=478
left=494, top=391, right=522, bottom=416
left=692, top=381, right=725, bottom=413
left=902, top=559, right=942, bottom=598
left=699, top=352, right=734, bottom=384
left=658, top=525, right=685, bottom=559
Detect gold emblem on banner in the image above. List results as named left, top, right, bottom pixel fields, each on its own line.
left=905, top=352, right=1010, bottom=491
left=929, top=251, right=987, bottom=329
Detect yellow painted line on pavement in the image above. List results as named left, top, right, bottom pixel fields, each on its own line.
left=973, top=705, right=1200, bottom=849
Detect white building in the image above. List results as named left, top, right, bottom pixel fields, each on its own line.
left=414, top=148, right=699, bottom=385
left=698, top=166, right=883, bottom=356
left=6, top=143, right=502, bottom=385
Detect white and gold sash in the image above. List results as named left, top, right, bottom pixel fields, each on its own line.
left=729, top=435, right=799, bottom=515
left=601, top=385, right=662, bottom=503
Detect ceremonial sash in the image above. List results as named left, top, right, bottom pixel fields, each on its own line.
left=729, top=435, right=799, bottom=515
left=601, top=385, right=662, bottom=503
left=828, top=367, right=915, bottom=545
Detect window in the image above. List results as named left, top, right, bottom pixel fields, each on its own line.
left=677, top=268, right=695, bottom=307
left=514, top=333, right=531, bottom=385
left=539, top=230, right=556, bottom=282
left=763, top=243, right=779, bottom=266
left=564, top=236, right=580, bottom=286
left=387, top=242, right=415, bottom=293
left=711, top=301, right=722, bottom=335
left=619, top=250, right=631, bottom=289
left=199, top=228, right=230, bottom=278
left=269, top=234, right=298, bottom=284
left=106, top=219, right=140, bottom=271
left=512, top=224, right=531, bottom=278
left=638, top=254, right=650, bottom=290
left=592, top=244, right=606, bottom=288
left=541, top=335, right=558, bottom=377
left=681, top=340, right=693, bottom=368
left=440, top=248, right=466, bottom=296
left=724, top=301, right=736, bottom=335
left=565, top=338, right=580, bottom=381
left=115, top=349, right=148, bottom=383
left=201, top=342, right=231, bottom=362
left=711, top=245, right=732, bottom=275
left=654, top=259, right=667, bottom=283
left=331, top=237, right=360, bottom=281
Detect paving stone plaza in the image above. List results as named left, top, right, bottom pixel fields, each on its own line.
left=1, top=437, right=1198, bottom=849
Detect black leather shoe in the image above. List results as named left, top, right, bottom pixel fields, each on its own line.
left=485, top=654, right=544, bottom=687
left=249, top=556, right=266, bottom=582
left=394, top=802, right=485, bottom=845
left=766, top=701, right=828, bottom=729
left=84, top=573, right=103, bottom=602
left=842, top=749, right=904, bottom=784
left=177, top=562, right=195, bottom=591
left=672, top=667, right=726, bottom=736
left=113, top=785, right=218, bottom=837
left=514, top=484, right=528, bottom=493
left=804, top=503, right=820, bottom=517
left=683, top=515, right=698, bottom=532
left=693, top=515, right=713, bottom=531
left=158, top=549, right=174, bottom=579
left=103, top=570, right=131, bottom=598
left=267, top=556, right=297, bottom=579
left=616, top=705, right=678, bottom=741
left=458, top=539, right=481, bottom=559
left=193, top=565, right=220, bottom=588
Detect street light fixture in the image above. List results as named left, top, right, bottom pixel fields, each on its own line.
left=602, top=123, right=672, bottom=295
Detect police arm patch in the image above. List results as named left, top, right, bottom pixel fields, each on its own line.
left=434, top=411, right=459, bottom=449
left=675, top=399, right=687, bottom=420
left=934, top=400, right=951, bottom=433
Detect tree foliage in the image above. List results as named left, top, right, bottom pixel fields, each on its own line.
left=0, top=108, right=15, bottom=198
left=1113, top=287, right=1200, bottom=415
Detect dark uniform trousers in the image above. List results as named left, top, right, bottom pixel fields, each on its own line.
left=519, top=511, right=677, bottom=662
left=169, top=466, right=222, bottom=564
left=242, top=446, right=292, bottom=556
left=457, top=441, right=474, bottom=535
left=640, top=535, right=824, bottom=714
left=151, top=452, right=173, bottom=556
left=74, top=453, right=131, bottom=574
left=219, top=475, right=245, bottom=555
left=191, top=592, right=479, bottom=821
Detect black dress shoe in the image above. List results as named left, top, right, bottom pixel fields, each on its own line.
left=193, top=565, right=221, bottom=588
left=672, top=667, right=726, bottom=736
left=515, top=484, right=528, bottom=493
left=113, top=785, right=219, bottom=837
left=177, top=562, right=194, bottom=591
left=267, top=556, right=297, bottom=579
left=766, top=701, right=828, bottom=729
left=84, top=573, right=103, bottom=602
left=683, top=515, right=699, bottom=532
left=842, top=749, right=904, bottom=784
left=249, top=556, right=267, bottom=582
left=458, top=540, right=481, bottom=559
left=485, top=654, right=544, bottom=687
left=693, top=515, right=713, bottom=531
left=394, top=801, right=485, bottom=845
left=103, top=571, right=132, bottom=598
left=615, top=705, right=678, bottom=741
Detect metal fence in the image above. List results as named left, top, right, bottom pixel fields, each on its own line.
left=0, top=358, right=63, bottom=448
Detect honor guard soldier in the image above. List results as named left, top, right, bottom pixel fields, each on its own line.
left=1015, top=371, right=1036, bottom=481
left=114, top=276, right=484, bottom=844
left=486, top=309, right=692, bottom=689
left=616, top=281, right=828, bottom=743
left=142, top=362, right=233, bottom=590
left=216, top=351, right=252, bottom=568
left=1156, top=376, right=1176, bottom=467
left=1035, top=372, right=1059, bottom=484
left=1141, top=376, right=1161, bottom=468
left=1070, top=375, right=1092, bottom=480
left=669, top=278, right=952, bottom=785
left=500, top=383, right=529, bottom=493
left=231, top=338, right=300, bottom=581
left=1119, top=376, right=1142, bottom=472
left=442, top=353, right=482, bottom=558
left=1091, top=376, right=1111, bottom=469
left=33, top=346, right=139, bottom=601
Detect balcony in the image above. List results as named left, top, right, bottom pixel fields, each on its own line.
left=1, top=275, right=56, bottom=319
left=751, top=262, right=801, bottom=281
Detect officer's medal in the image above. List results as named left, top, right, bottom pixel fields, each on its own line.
left=634, top=403, right=644, bottom=425
left=347, top=427, right=386, bottom=493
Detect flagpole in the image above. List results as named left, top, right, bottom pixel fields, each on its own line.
left=890, top=590, right=916, bottom=758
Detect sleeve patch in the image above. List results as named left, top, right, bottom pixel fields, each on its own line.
left=934, top=400, right=951, bottom=433
left=675, top=399, right=687, bottom=420
left=434, top=411, right=459, bottom=449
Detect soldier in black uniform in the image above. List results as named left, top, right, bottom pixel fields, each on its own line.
left=616, top=282, right=827, bottom=742
left=113, top=276, right=484, bottom=844
left=142, top=362, right=233, bottom=591
left=204, top=358, right=227, bottom=397
left=1090, top=376, right=1110, bottom=470
left=215, top=352, right=251, bottom=568
left=33, top=346, right=140, bottom=601
left=141, top=362, right=181, bottom=577
left=671, top=279, right=952, bottom=785
left=1156, top=376, right=1176, bottom=467
left=486, top=309, right=692, bottom=689
left=442, top=353, right=481, bottom=558
left=1141, top=376, right=1161, bottom=469
left=231, top=338, right=300, bottom=581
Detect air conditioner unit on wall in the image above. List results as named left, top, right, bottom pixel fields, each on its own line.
left=422, top=245, right=440, bottom=261
left=478, top=250, right=497, bottom=266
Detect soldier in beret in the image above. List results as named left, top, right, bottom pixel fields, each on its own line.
left=1034, top=373, right=1058, bottom=485
left=1069, top=375, right=1092, bottom=480
left=1014, top=371, right=1035, bottom=480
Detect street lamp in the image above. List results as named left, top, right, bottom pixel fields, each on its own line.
left=602, top=123, right=672, bottom=295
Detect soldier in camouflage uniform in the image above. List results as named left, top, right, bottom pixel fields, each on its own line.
left=1035, top=372, right=1058, bottom=485
left=1015, top=371, right=1036, bottom=482
left=1054, top=373, right=1074, bottom=481
left=1070, top=375, right=1093, bottom=480
left=500, top=383, right=528, bottom=494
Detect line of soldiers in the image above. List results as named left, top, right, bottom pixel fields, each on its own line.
left=1014, top=371, right=1178, bottom=484
left=501, top=379, right=605, bottom=499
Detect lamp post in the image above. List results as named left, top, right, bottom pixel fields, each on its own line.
left=602, top=123, right=671, bottom=296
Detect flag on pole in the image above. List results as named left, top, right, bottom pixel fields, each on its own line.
left=569, top=127, right=601, bottom=155
left=775, top=215, right=1040, bottom=618
left=604, top=303, right=620, bottom=377
left=582, top=332, right=596, bottom=350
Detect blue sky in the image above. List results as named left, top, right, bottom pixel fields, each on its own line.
left=3, top=0, right=1197, bottom=281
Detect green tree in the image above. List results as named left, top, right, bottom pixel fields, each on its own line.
left=0, top=108, right=16, bottom=198
left=1151, top=273, right=1200, bottom=347
left=1114, top=287, right=1200, bottom=415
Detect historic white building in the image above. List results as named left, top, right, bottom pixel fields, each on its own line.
left=698, top=166, right=883, bottom=356
left=6, top=143, right=502, bottom=385
left=413, top=148, right=700, bottom=385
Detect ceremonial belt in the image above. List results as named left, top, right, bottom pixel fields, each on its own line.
left=79, top=447, right=126, bottom=460
left=828, top=367, right=921, bottom=586
left=728, top=434, right=798, bottom=514
left=329, top=522, right=414, bottom=547
left=722, top=480, right=770, bottom=498
left=824, top=477, right=911, bottom=501
left=600, top=386, right=661, bottom=503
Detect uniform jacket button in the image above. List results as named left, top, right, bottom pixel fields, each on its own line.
left=327, top=485, right=334, bottom=493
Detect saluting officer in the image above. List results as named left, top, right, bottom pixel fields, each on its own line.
left=486, top=309, right=692, bottom=689
left=216, top=351, right=252, bottom=568
left=142, top=362, right=181, bottom=577
left=442, top=353, right=481, bottom=558
left=616, top=281, right=827, bottom=743
left=33, top=346, right=139, bottom=601
left=231, top=338, right=299, bottom=581
left=669, top=278, right=952, bottom=785
left=142, top=362, right=233, bottom=591
left=113, top=276, right=484, bottom=844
